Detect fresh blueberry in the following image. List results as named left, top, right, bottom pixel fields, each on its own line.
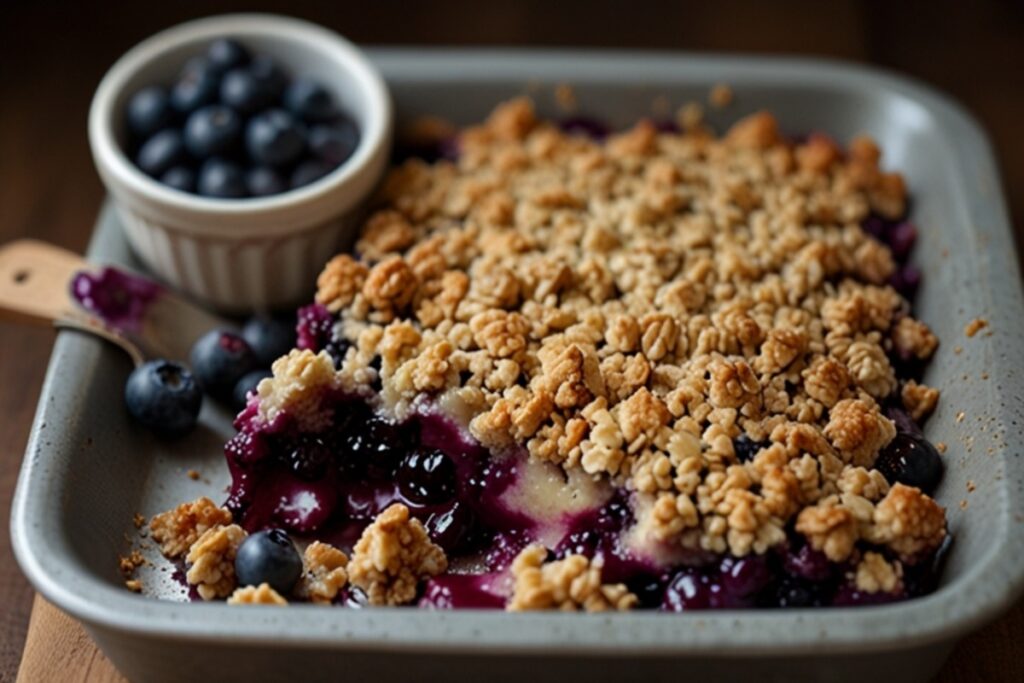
left=242, top=314, right=297, bottom=365
left=248, top=56, right=288, bottom=102
left=308, top=119, right=359, bottom=166
left=285, top=434, right=333, bottom=480
left=136, top=129, right=186, bottom=177
left=425, top=500, right=475, bottom=553
left=232, top=369, right=272, bottom=412
left=124, top=360, right=202, bottom=438
left=874, top=432, right=944, bottom=494
left=206, top=38, right=250, bottom=74
left=170, top=57, right=220, bottom=114
left=126, top=86, right=174, bottom=138
left=245, top=166, right=287, bottom=197
left=234, top=529, right=302, bottom=594
left=283, top=78, right=336, bottom=122
left=197, top=158, right=246, bottom=198
left=219, top=67, right=275, bottom=114
left=184, top=104, right=242, bottom=158
left=189, top=329, right=257, bottom=399
left=160, top=166, right=196, bottom=193
left=397, top=449, right=456, bottom=504
left=246, top=109, right=305, bottom=167
left=290, top=160, right=334, bottom=189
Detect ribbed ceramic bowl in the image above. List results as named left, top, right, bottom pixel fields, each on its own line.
left=88, top=14, right=392, bottom=312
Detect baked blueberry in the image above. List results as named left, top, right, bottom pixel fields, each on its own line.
left=170, top=57, right=220, bottom=114
left=397, top=449, right=456, bottom=504
left=197, top=158, right=246, bottom=198
left=220, top=67, right=275, bottom=114
left=283, top=78, right=336, bottom=122
left=136, top=130, right=187, bottom=177
left=189, top=329, right=257, bottom=400
left=160, top=166, right=196, bottom=193
left=184, top=104, right=242, bottom=158
left=126, top=86, right=174, bottom=138
left=245, top=166, right=287, bottom=197
left=308, top=120, right=359, bottom=166
left=206, top=38, right=250, bottom=74
left=232, top=369, right=272, bottom=412
left=285, top=434, right=333, bottom=480
left=241, top=314, right=297, bottom=366
left=234, top=529, right=303, bottom=594
left=290, top=160, right=334, bottom=189
left=246, top=109, right=305, bottom=167
left=875, top=432, right=944, bottom=494
left=426, top=501, right=475, bottom=553
left=124, top=360, right=202, bottom=438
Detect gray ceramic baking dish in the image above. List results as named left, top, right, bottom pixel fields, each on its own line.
left=11, top=49, right=1024, bottom=683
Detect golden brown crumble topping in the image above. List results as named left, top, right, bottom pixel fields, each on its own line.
left=186, top=523, right=247, bottom=601
left=228, top=583, right=288, bottom=605
left=507, top=544, right=638, bottom=612
left=348, top=504, right=447, bottom=606
left=853, top=551, right=902, bottom=594
left=297, top=541, right=349, bottom=604
left=256, top=350, right=341, bottom=432
left=149, top=496, right=232, bottom=558
left=297, top=98, right=944, bottom=562
left=901, top=380, right=940, bottom=422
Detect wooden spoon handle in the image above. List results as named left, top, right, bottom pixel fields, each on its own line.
left=0, top=239, right=87, bottom=326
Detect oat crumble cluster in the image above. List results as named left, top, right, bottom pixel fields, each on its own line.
left=508, top=544, right=638, bottom=612
left=310, top=98, right=945, bottom=567
left=347, top=503, right=448, bottom=606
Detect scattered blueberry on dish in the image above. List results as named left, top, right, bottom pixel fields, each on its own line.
left=124, top=38, right=360, bottom=198
left=124, top=312, right=296, bottom=436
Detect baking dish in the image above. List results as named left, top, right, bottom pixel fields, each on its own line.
left=11, top=49, right=1024, bottom=683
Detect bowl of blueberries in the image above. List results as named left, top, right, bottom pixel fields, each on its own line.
left=89, top=14, right=392, bottom=311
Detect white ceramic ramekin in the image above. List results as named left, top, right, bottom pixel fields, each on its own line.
left=89, top=14, right=392, bottom=312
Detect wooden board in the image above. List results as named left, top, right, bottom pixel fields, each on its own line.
left=16, top=598, right=125, bottom=683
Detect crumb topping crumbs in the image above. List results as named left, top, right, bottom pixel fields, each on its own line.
left=125, top=579, right=142, bottom=592
left=901, top=380, right=940, bottom=422
left=256, top=350, right=341, bottom=432
left=119, top=549, right=145, bottom=577
left=709, top=84, right=734, bottom=108
left=186, top=523, right=247, bottom=601
left=149, top=497, right=232, bottom=558
left=228, top=583, right=288, bottom=605
left=853, top=551, right=902, bottom=594
left=507, top=544, right=638, bottom=611
left=348, top=504, right=447, bottom=606
left=133, top=513, right=146, bottom=529
left=297, top=541, right=349, bottom=604
left=301, top=98, right=945, bottom=561
left=964, top=318, right=988, bottom=338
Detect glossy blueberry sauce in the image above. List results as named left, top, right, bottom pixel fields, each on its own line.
left=70, top=267, right=162, bottom=332
left=222, top=122, right=949, bottom=609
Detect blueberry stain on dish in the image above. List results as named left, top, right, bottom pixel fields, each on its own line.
left=122, top=39, right=359, bottom=198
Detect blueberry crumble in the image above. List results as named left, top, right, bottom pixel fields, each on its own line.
left=146, top=98, right=948, bottom=611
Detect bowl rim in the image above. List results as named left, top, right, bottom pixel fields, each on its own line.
left=88, top=13, right=392, bottom=232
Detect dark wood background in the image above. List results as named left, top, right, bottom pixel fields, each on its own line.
left=1, top=1, right=1022, bottom=680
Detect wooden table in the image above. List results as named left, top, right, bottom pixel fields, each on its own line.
left=2, top=1, right=1022, bottom=680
